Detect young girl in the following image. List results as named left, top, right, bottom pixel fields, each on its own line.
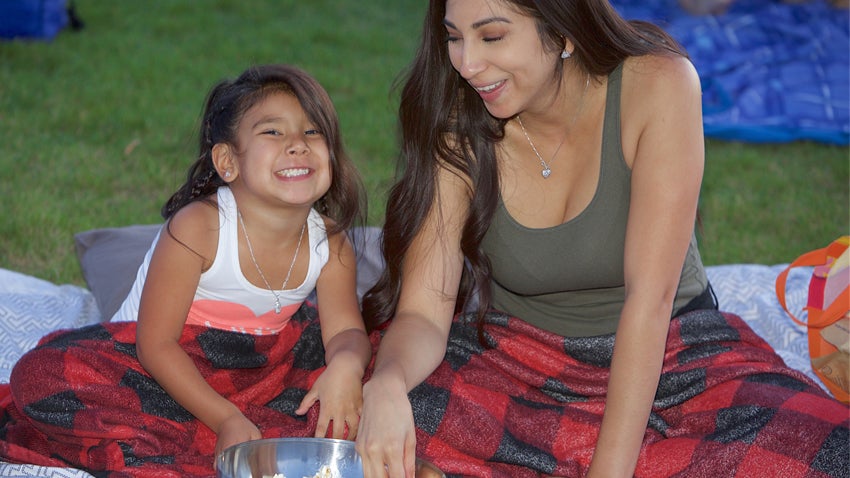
left=0, top=64, right=371, bottom=477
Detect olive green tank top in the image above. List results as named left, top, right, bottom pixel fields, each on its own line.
left=481, top=63, right=708, bottom=337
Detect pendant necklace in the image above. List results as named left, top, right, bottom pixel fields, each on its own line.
left=516, top=75, right=590, bottom=179
left=238, top=210, right=306, bottom=314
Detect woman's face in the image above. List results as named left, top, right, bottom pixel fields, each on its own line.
left=444, top=0, right=562, bottom=118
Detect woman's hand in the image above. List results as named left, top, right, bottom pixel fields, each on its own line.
left=215, top=411, right=262, bottom=458
left=296, top=358, right=364, bottom=439
left=356, top=374, right=417, bottom=478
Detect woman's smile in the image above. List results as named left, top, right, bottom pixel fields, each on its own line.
left=472, top=79, right=507, bottom=101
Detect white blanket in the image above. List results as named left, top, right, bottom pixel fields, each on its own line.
left=0, top=269, right=101, bottom=384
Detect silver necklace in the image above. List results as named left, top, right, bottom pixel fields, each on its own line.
left=516, top=75, right=590, bottom=179
left=237, top=210, right=306, bottom=314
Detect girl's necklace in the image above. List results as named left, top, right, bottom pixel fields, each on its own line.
left=237, top=210, right=306, bottom=314
left=516, top=75, right=590, bottom=179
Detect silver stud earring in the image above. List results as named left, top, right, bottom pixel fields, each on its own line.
left=561, top=50, right=571, bottom=59
left=224, top=171, right=231, bottom=178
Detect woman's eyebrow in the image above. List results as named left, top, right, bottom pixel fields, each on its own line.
left=442, top=16, right=511, bottom=30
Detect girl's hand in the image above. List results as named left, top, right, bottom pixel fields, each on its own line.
left=356, top=375, right=417, bottom=478
left=296, top=358, right=364, bottom=439
left=215, top=412, right=262, bottom=458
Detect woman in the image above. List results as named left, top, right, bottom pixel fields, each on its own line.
left=355, top=1, right=849, bottom=477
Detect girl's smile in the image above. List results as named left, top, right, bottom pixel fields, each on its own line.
left=275, top=167, right=312, bottom=179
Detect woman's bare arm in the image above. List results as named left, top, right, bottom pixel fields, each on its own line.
left=588, top=54, right=705, bottom=478
left=357, top=164, right=471, bottom=478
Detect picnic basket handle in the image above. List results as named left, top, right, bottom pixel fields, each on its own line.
left=776, top=240, right=849, bottom=329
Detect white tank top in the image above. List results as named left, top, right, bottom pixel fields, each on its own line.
left=111, top=186, right=329, bottom=335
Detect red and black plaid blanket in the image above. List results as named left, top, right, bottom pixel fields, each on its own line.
left=0, top=306, right=848, bottom=477
left=408, top=309, right=849, bottom=478
left=0, top=304, right=331, bottom=477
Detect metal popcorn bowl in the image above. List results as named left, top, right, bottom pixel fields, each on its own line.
left=217, top=437, right=445, bottom=478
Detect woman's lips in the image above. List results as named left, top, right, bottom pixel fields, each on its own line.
left=473, top=79, right=506, bottom=101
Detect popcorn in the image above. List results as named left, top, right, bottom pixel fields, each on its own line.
left=264, top=465, right=338, bottom=478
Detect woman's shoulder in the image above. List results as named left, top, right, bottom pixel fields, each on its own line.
left=621, top=53, right=700, bottom=98
left=618, top=54, right=701, bottom=151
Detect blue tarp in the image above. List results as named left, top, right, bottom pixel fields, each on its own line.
left=613, top=0, right=849, bottom=145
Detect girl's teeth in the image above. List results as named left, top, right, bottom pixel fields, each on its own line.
left=278, top=168, right=309, bottom=177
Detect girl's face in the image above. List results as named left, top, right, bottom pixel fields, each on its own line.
left=231, top=91, right=332, bottom=209
left=444, top=0, right=562, bottom=118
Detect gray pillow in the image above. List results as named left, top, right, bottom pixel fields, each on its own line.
left=74, top=224, right=161, bottom=321
left=348, top=226, right=385, bottom=302
left=74, top=224, right=385, bottom=321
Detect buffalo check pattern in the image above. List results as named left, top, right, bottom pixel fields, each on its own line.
left=0, top=305, right=328, bottom=477
left=405, top=309, right=849, bottom=477
left=0, top=305, right=847, bottom=477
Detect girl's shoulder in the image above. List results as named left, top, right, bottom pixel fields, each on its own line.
left=314, top=211, right=349, bottom=251
left=163, top=196, right=221, bottom=266
left=169, top=194, right=221, bottom=228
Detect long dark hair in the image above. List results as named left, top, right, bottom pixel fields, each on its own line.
left=162, top=64, right=365, bottom=238
left=362, top=0, right=685, bottom=331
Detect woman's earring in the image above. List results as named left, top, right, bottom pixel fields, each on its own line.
left=224, top=170, right=231, bottom=178
left=561, top=49, right=571, bottom=59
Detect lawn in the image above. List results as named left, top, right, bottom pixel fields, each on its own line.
left=1, top=0, right=847, bottom=287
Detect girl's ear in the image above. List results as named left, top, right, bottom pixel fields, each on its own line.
left=212, top=143, right=238, bottom=182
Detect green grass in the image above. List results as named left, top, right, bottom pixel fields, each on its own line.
left=0, top=0, right=847, bottom=287
left=699, top=140, right=848, bottom=265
